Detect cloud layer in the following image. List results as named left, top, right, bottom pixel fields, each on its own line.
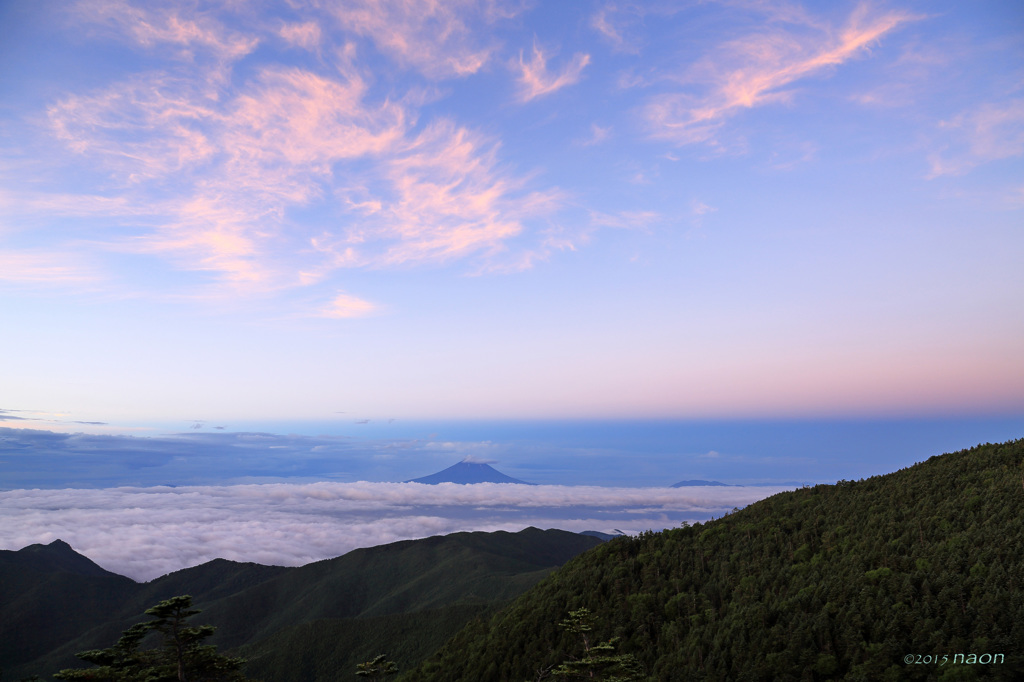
left=0, top=482, right=785, bottom=581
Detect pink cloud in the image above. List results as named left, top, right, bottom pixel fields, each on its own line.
left=371, top=120, right=562, bottom=266
left=75, top=0, right=257, bottom=62
left=279, top=21, right=323, bottom=51
left=46, top=61, right=407, bottom=292
left=928, top=98, right=1024, bottom=177
left=220, top=65, right=407, bottom=200
left=48, top=77, right=219, bottom=183
left=514, top=42, right=591, bottom=102
left=0, top=250, right=101, bottom=285
left=320, top=0, right=517, bottom=78
left=644, top=4, right=914, bottom=146
left=135, top=196, right=268, bottom=288
left=46, top=59, right=558, bottom=290
left=577, top=123, right=611, bottom=147
left=322, top=292, right=377, bottom=318
left=591, top=5, right=628, bottom=52
left=33, top=2, right=564, bottom=305
left=588, top=210, right=659, bottom=231
left=590, top=2, right=648, bottom=55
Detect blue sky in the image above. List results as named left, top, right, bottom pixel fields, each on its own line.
left=1, top=0, right=1021, bottom=429
left=2, top=1, right=1022, bottom=575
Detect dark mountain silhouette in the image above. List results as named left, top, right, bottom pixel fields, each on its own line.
left=5, top=539, right=120, bottom=577
left=670, top=479, right=737, bottom=487
left=0, top=528, right=599, bottom=681
left=0, top=540, right=138, bottom=675
left=406, top=459, right=535, bottom=485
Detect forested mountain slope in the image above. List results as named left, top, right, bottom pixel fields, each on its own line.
left=0, top=540, right=140, bottom=673
left=405, top=439, right=1024, bottom=681
left=1, top=528, right=600, bottom=681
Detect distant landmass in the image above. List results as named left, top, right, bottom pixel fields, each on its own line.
left=406, top=459, right=535, bottom=485
left=670, top=479, right=737, bottom=487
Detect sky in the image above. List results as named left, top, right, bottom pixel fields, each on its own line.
left=0, top=0, right=1021, bottom=426
left=1, top=1, right=1023, bottom=577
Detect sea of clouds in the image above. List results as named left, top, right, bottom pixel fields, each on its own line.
left=0, top=482, right=787, bottom=581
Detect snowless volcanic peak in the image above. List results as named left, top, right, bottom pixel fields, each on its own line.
left=407, top=459, right=535, bottom=485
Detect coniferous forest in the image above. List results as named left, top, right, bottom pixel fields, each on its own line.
left=403, top=439, right=1024, bottom=681
left=2, top=439, right=1021, bottom=681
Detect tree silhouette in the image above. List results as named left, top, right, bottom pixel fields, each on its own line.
left=54, top=596, right=251, bottom=682
left=551, top=608, right=642, bottom=681
left=355, top=654, right=398, bottom=680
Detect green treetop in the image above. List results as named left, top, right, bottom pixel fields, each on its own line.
left=355, top=654, right=398, bottom=680
left=55, top=595, right=252, bottom=682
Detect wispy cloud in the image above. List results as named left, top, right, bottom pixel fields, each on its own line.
left=928, top=98, right=1024, bottom=177
left=577, top=123, right=611, bottom=147
left=278, top=21, right=322, bottom=51
left=588, top=210, right=660, bottom=231
left=48, top=75, right=220, bottom=184
left=310, top=120, right=564, bottom=269
left=0, top=409, right=36, bottom=422
left=460, top=454, right=498, bottom=464
left=381, top=121, right=561, bottom=264
left=514, top=42, right=591, bottom=102
left=0, top=482, right=786, bottom=580
left=590, top=2, right=651, bottom=55
left=75, top=0, right=258, bottom=63
left=689, top=199, right=717, bottom=234
left=35, top=4, right=561, bottom=303
left=322, top=292, right=377, bottom=318
left=644, top=4, right=914, bottom=147
left=0, top=250, right=102, bottom=286
left=321, top=0, right=518, bottom=78
left=0, top=190, right=135, bottom=217
left=591, top=5, right=629, bottom=53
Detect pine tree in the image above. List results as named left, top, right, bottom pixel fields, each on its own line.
left=550, top=608, right=643, bottom=681
left=354, top=654, right=398, bottom=680
left=54, top=596, right=252, bottom=682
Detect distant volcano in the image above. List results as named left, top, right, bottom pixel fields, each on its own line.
left=407, top=459, right=535, bottom=485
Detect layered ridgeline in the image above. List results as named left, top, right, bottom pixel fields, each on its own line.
left=0, top=528, right=601, bottom=681
left=404, top=439, right=1024, bottom=681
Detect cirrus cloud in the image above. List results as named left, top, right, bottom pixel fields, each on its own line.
left=514, top=42, right=591, bottom=102
left=322, top=292, right=377, bottom=318
left=30, top=1, right=564, bottom=304
left=319, top=0, right=520, bottom=78
left=928, top=98, right=1024, bottom=178
left=644, top=3, right=915, bottom=148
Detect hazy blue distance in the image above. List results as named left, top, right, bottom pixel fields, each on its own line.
left=3, top=417, right=1021, bottom=489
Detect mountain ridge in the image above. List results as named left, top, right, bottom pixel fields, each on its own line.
left=403, top=438, right=1024, bottom=680
left=3, top=539, right=120, bottom=578
left=0, top=527, right=601, bottom=681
